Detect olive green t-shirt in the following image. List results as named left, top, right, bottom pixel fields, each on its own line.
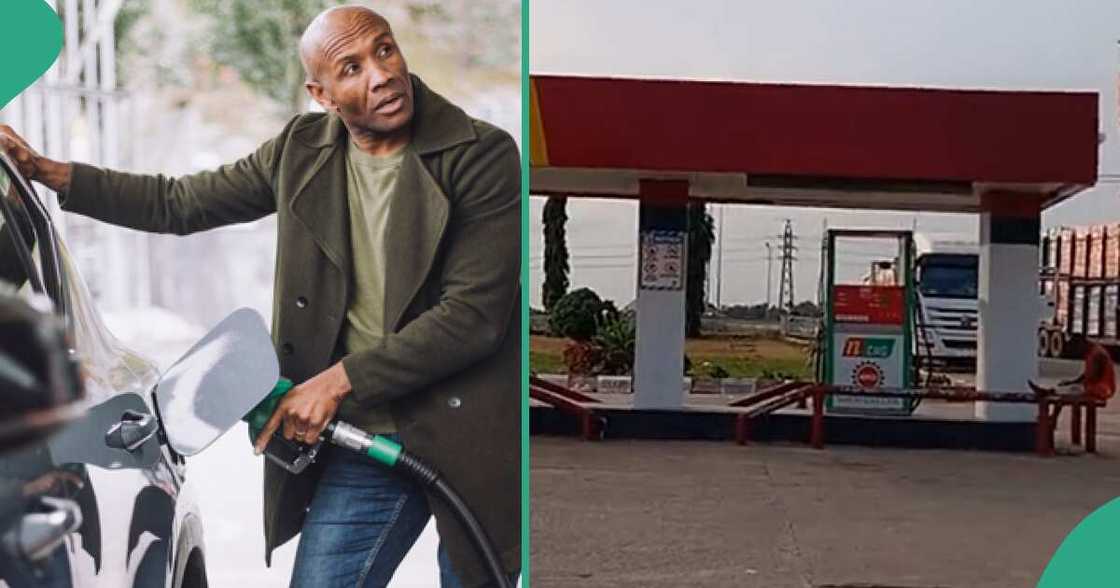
left=336, top=141, right=406, bottom=433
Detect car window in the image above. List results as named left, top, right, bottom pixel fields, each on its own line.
left=56, top=238, right=160, bottom=401
left=0, top=160, right=159, bottom=402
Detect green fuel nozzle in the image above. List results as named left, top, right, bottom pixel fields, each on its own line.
left=244, top=377, right=294, bottom=442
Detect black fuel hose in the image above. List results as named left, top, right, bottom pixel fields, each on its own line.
left=324, top=422, right=512, bottom=588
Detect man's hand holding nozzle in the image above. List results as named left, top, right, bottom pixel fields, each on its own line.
left=253, top=362, right=352, bottom=454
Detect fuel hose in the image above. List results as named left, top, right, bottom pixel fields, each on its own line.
left=324, top=421, right=513, bottom=588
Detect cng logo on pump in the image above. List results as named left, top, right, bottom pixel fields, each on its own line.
left=841, top=337, right=895, bottom=358
left=851, top=361, right=885, bottom=390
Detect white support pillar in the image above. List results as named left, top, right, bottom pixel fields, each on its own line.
left=976, top=195, right=1041, bottom=422
left=633, top=181, right=689, bottom=410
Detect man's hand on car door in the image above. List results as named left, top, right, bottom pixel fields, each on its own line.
left=0, top=125, right=72, bottom=193
left=0, top=125, right=42, bottom=179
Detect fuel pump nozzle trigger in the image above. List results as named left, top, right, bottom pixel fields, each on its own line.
left=242, top=378, right=321, bottom=474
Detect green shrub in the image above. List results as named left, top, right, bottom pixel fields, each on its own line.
left=705, top=362, right=730, bottom=379
left=593, top=314, right=636, bottom=375
left=549, top=288, right=606, bottom=341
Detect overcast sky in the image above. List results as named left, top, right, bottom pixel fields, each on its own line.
left=528, top=0, right=1120, bottom=309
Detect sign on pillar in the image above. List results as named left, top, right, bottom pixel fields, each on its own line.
left=633, top=199, right=688, bottom=410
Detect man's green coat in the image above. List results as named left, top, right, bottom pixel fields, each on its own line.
left=60, top=76, right=521, bottom=587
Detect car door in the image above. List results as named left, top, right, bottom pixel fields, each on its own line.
left=0, top=156, right=184, bottom=588
left=0, top=152, right=81, bottom=588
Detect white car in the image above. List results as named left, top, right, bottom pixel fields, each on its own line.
left=0, top=151, right=208, bottom=588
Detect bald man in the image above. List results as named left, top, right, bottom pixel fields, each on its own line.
left=0, top=6, right=520, bottom=587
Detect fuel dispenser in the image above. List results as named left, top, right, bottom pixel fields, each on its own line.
left=819, top=229, right=917, bottom=416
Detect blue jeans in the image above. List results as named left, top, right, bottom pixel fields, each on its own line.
left=290, top=440, right=516, bottom=587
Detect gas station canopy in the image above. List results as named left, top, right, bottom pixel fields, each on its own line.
left=529, top=75, right=1099, bottom=211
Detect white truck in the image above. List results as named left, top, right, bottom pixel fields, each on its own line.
left=912, top=233, right=979, bottom=365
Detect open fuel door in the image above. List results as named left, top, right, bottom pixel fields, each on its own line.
left=154, top=308, right=279, bottom=456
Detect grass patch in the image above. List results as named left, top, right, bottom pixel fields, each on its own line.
left=530, top=349, right=566, bottom=375
left=690, top=356, right=810, bottom=379
left=529, top=335, right=811, bottom=379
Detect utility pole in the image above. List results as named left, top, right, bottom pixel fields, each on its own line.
left=818, top=218, right=829, bottom=305
left=777, top=219, right=797, bottom=314
left=765, top=242, right=773, bottom=307
left=707, top=235, right=714, bottom=307
left=716, top=205, right=725, bottom=310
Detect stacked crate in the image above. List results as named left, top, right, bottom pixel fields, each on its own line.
left=1106, top=225, right=1120, bottom=339
left=1073, top=228, right=1089, bottom=278
left=1056, top=278, right=1070, bottom=328
left=1108, top=224, right=1120, bottom=279
left=1088, top=285, right=1102, bottom=336
left=1053, top=224, right=1120, bottom=339
left=1058, top=227, right=1074, bottom=275
left=1053, top=228, right=1076, bottom=328
left=1039, top=224, right=1120, bottom=344
left=1085, top=227, right=1105, bottom=336
left=1089, top=225, right=1105, bottom=279
left=1106, top=283, right=1119, bottom=339
left=1073, top=285, right=1086, bottom=335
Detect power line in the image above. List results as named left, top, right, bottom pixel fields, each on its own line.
left=528, top=243, right=635, bottom=253
left=530, top=257, right=772, bottom=273
left=529, top=263, right=635, bottom=270
left=720, top=246, right=777, bottom=254
left=529, top=252, right=635, bottom=261
left=562, top=243, right=636, bottom=250
left=721, top=256, right=771, bottom=262
left=718, top=235, right=774, bottom=245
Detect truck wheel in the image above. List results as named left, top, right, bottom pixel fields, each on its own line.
left=1050, top=332, right=1065, bottom=359
left=1038, top=330, right=1050, bottom=357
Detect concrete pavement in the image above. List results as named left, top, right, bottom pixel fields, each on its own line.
left=530, top=359, right=1120, bottom=587
left=531, top=437, right=1117, bottom=587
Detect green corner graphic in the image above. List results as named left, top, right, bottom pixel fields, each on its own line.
left=1037, top=497, right=1120, bottom=586
left=0, top=1, right=63, bottom=110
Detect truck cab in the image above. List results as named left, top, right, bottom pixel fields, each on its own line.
left=912, top=233, right=979, bottom=366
